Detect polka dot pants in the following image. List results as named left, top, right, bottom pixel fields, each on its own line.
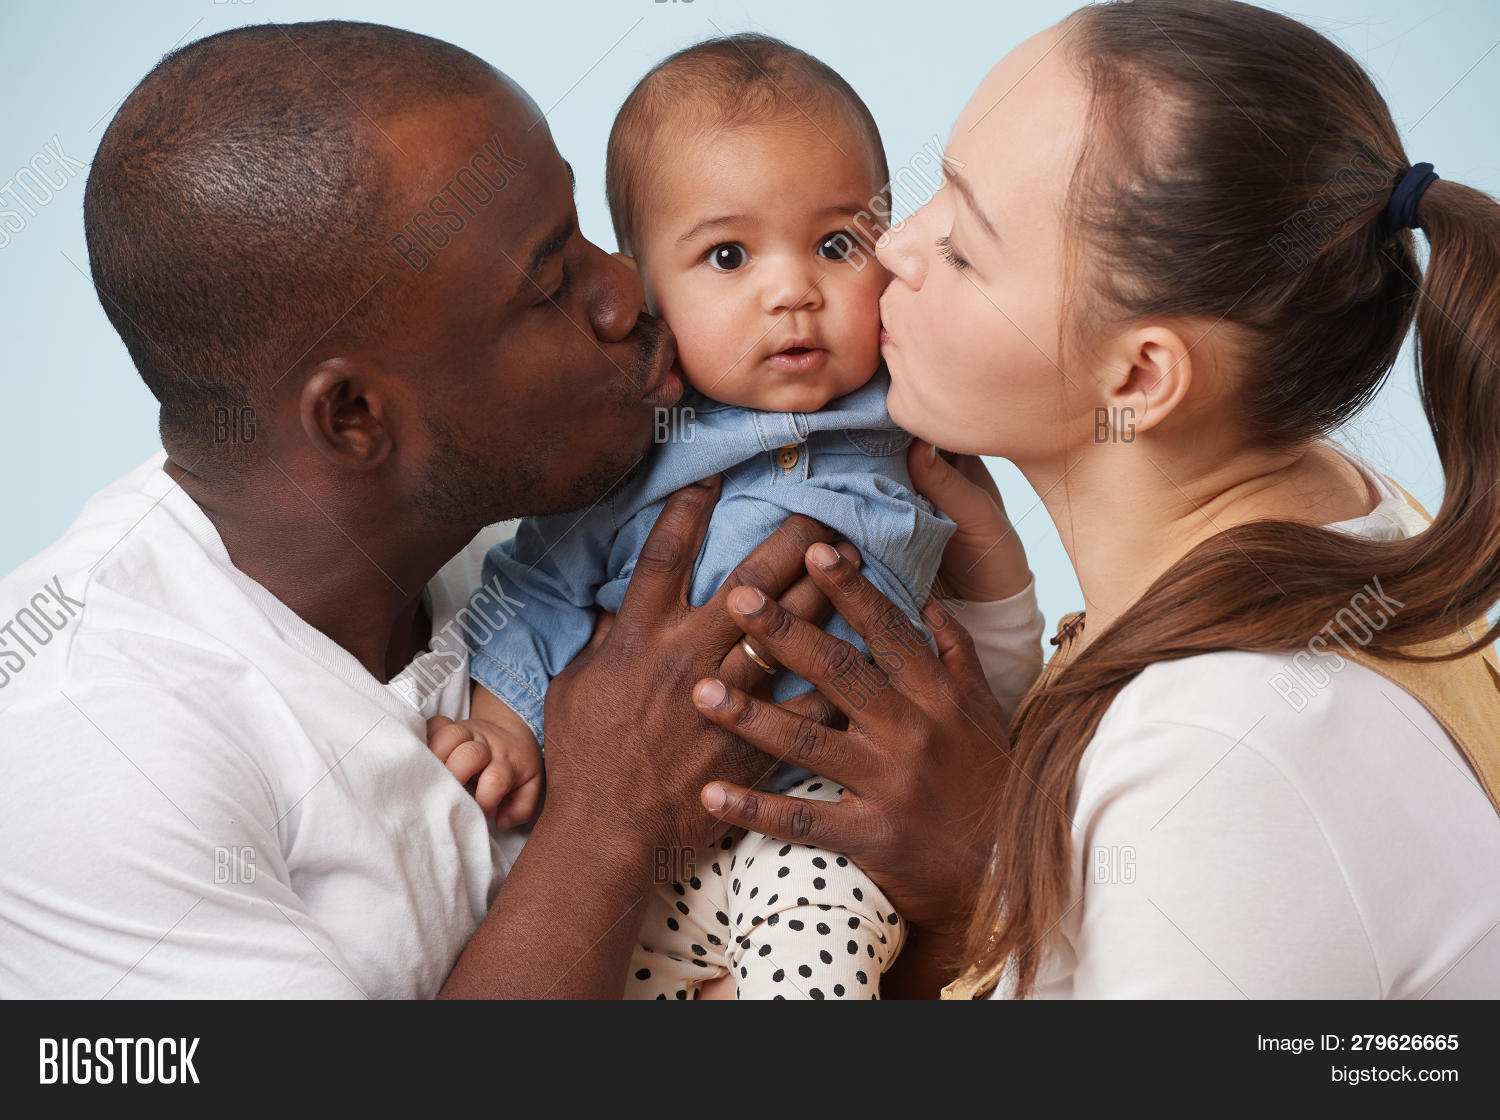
left=624, top=777, right=905, bottom=1000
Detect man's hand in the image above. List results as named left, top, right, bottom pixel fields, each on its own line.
left=441, top=475, right=848, bottom=998
left=540, top=475, right=846, bottom=855
left=692, top=541, right=1013, bottom=939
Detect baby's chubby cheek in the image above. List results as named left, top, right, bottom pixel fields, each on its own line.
left=675, top=332, right=752, bottom=401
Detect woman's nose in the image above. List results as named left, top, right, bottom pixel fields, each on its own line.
left=876, top=206, right=929, bottom=291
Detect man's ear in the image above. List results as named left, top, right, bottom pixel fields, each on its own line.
left=298, top=357, right=395, bottom=468
left=1095, top=324, right=1194, bottom=437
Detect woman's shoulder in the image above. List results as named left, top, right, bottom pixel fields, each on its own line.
left=1089, top=647, right=1481, bottom=808
left=1063, top=649, right=1500, bottom=997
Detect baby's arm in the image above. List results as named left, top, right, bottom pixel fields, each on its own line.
left=466, top=508, right=618, bottom=743
left=428, top=686, right=542, bottom=829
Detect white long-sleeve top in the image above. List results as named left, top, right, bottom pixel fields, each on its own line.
left=975, top=456, right=1500, bottom=999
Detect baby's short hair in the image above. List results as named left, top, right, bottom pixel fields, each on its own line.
left=606, top=33, right=889, bottom=256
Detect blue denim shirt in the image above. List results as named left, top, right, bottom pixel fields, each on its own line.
left=468, top=366, right=955, bottom=757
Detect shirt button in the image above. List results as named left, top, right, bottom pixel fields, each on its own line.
left=775, top=445, right=800, bottom=471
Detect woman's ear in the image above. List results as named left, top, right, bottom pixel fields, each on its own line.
left=1097, top=324, right=1195, bottom=437
left=298, top=357, right=395, bottom=468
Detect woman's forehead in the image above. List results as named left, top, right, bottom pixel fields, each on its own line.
left=948, top=25, right=1089, bottom=210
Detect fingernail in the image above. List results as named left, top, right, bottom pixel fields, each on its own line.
left=729, top=586, right=766, bottom=615
left=929, top=442, right=940, bottom=464
left=695, top=678, right=728, bottom=709
left=702, top=784, right=727, bottom=811
left=694, top=473, right=719, bottom=488
left=808, top=542, right=840, bottom=569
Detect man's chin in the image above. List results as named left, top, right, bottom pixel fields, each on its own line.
left=527, top=437, right=656, bottom=519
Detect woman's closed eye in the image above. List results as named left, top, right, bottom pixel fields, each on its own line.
left=936, top=235, right=971, bottom=272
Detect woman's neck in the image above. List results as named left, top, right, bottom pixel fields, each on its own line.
left=1019, top=435, right=1378, bottom=656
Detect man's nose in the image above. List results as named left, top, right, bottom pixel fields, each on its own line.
left=761, top=254, right=824, bottom=316
left=587, top=244, right=646, bottom=343
left=876, top=207, right=929, bottom=291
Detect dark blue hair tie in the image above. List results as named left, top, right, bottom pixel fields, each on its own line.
left=1383, top=163, right=1438, bottom=234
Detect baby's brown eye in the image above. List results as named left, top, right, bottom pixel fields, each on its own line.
left=818, top=232, right=857, bottom=261
left=708, top=243, right=747, bottom=271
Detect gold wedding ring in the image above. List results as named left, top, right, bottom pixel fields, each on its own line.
left=739, top=637, right=778, bottom=675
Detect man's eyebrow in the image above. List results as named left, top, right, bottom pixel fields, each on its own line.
left=946, top=168, right=998, bottom=240
left=677, top=214, right=754, bottom=244
left=514, top=216, right=576, bottom=299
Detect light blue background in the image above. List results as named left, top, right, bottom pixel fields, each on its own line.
left=3, top=0, right=1496, bottom=633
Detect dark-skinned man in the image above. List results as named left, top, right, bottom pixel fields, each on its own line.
left=0, top=21, right=1023, bottom=998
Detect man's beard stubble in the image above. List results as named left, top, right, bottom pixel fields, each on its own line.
left=414, top=315, right=671, bottom=526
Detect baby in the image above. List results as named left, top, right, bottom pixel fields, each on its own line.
left=430, top=33, right=952, bottom=999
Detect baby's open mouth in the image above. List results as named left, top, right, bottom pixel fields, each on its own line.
left=767, top=344, right=829, bottom=372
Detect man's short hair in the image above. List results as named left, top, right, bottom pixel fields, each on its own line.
left=84, top=21, right=498, bottom=455
left=605, top=33, right=889, bottom=257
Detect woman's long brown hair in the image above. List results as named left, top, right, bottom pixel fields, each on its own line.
left=965, top=0, right=1500, bottom=997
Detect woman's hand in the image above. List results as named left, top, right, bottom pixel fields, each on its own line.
left=693, top=541, right=1013, bottom=937
left=908, top=439, right=1030, bottom=603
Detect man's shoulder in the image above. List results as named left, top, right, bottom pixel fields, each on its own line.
left=1, top=455, right=258, bottom=705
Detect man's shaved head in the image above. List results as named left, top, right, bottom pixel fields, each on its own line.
left=84, top=21, right=503, bottom=457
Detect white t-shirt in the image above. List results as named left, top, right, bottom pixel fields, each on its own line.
left=0, top=454, right=522, bottom=997
left=0, top=453, right=1046, bottom=998
left=999, top=453, right=1500, bottom=999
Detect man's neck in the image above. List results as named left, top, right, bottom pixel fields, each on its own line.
left=164, top=456, right=477, bottom=683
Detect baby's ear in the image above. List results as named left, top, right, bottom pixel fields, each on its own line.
left=611, top=251, right=638, bottom=274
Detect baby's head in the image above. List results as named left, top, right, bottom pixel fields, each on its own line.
left=607, top=35, right=890, bottom=413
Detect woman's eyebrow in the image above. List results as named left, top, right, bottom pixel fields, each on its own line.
left=947, top=168, right=998, bottom=240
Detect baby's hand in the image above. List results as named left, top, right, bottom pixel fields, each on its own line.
left=426, top=702, right=543, bottom=830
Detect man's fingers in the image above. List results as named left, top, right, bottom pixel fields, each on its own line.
left=718, top=541, right=859, bottom=691
left=779, top=689, right=846, bottom=731
left=692, top=677, right=858, bottom=781
left=720, top=587, right=900, bottom=722
left=616, top=474, right=722, bottom=622
left=698, top=514, right=835, bottom=650
left=700, top=781, right=851, bottom=850
left=795, top=542, right=944, bottom=689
